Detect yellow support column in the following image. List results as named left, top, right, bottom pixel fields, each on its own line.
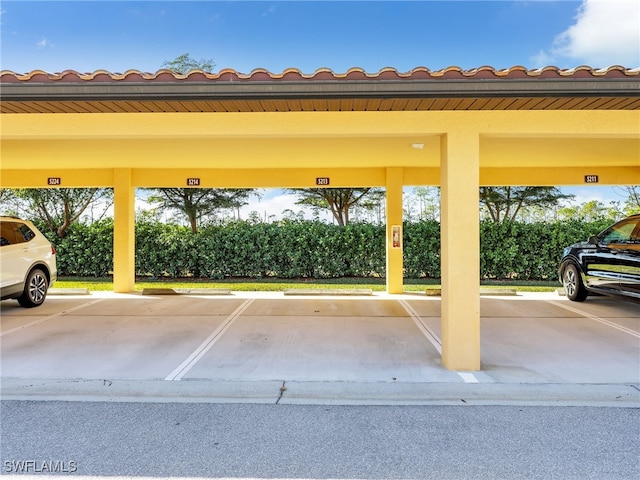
left=113, top=169, right=135, bottom=293
left=440, top=133, right=481, bottom=370
left=386, top=167, right=404, bottom=294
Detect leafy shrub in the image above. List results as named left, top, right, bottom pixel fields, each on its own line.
left=51, top=218, right=617, bottom=281
left=45, top=219, right=114, bottom=277
left=404, top=220, right=440, bottom=277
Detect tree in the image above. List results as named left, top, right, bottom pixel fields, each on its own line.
left=161, top=53, right=215, bottom=74
left=479, top=186, right=573, bottom=223
left=145, top=188, right=252, bottom=233
left=286, top=188, right=382, bottom=226
left=14, top=188, right=112, bottom=238
left=404, top=187, right=440, bottom=222
left=556, top=200, right=617, bottom=222
left=154, top=54, right=255, bottom=232
left=615, top=186, right=640, bottom=215
left=351, top=189, right=386, bottom=224
left=0, top=189, right=19, bottom=215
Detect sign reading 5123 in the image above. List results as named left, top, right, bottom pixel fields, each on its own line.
left=316, top=177, right=330, bottom=186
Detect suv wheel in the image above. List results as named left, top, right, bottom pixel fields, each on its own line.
left=563, top=264, right=588, bottom=302
left=18, top=268, right=49, bottom=307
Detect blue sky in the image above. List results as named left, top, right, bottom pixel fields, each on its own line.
left=1, top=1, right=638, bottom=219
left=1, top=0, right=638, bottom=74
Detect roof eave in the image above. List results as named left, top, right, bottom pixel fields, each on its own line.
left=2, top=78, right=639, bottom=102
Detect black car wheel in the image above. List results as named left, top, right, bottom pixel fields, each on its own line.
left=18, top=268, right=49, bottom=307
left=563, top=263, right=588, bottom=302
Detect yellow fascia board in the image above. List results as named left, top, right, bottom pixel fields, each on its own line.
left=481, top=167, right=640, bottom=186
left=0, top=169, right=114, bottom=188
left=3, top=166, right=635, bottom=189
left=133, top=168, right=388, bottom=189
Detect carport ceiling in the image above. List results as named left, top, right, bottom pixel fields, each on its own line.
left=1, top=66, right=639, bottom=114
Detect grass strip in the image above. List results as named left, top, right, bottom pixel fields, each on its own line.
left=54, top=277, right=559, bottom=293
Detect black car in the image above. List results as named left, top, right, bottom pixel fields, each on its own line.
left=559, top=214, right=640, bottom=303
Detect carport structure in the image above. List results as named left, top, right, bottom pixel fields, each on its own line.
left=1, top=65, right=639, bottom=370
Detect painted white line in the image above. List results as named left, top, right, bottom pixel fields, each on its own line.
left=0, top=298, right=106, bottom=337
left=165, top=298, right=255, bottom=381
left=548, top=300, right=640, bottom=339
left=399, top=299, right=442, bottom=355
left=399, top=301, right=483, bottom=384
left=457, top=372, right=480, bottom=383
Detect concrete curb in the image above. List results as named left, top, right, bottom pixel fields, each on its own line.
left=284, top=288, right=373, bottom=296
left=2, top=378, right=638, bottom=407
left=0, top=378, right=283, bottom=404
left=48, top=288, right=90, bottom=296
left=141, top=288, right=232, bottom=295
left=425, top=289, right=519, bottom=297
left=280, top=381, right=640, bottom=407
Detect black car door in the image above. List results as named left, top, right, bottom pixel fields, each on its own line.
left=582, top=241, right=624, bottom=293
left=588, top=217, right=640, bottom=297
left=616, top=220, right=640, bottom=300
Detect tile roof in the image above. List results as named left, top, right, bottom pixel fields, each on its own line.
left=1, top=65, right=639, bottom=81
left=1, top=66, right=638, bottom=113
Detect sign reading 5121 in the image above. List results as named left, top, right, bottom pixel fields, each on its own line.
left=584, top=175, right=599, bottom=183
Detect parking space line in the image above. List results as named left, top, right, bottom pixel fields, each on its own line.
left=165, top=298, right=255, bottom=381
left=399, top=301, right=483, bottom=383
left=398, top=299, right=442, bottom=355
left=548, top=300, right=640, bottom=339
left=0, top=298, right=106, bottom=337
left=458, top=372, right=480, bottom=383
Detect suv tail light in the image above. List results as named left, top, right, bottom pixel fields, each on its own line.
left=51, top=245, right=56, bottom=255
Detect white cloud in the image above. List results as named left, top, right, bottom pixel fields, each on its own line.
left=262, top=4, right=276, bottom=17
left=531, top=49, right=554, bottom=67
left=553, top=0, right=639, bottom=67
left=559, top=186, right=621, bottom=207
left=36, top=37, right=52, bottom=49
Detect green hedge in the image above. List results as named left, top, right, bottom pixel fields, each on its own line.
left=46, top=219, right=114, bottom=277
left=134, top=220, right=387, bottom=279
left=479, top=219, right=612, bottom=279
left=45, top=218, right=614, bottom=280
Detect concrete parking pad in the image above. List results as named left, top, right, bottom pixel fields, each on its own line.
left=183, top=300, right=451, bottom=382
left=480, top=315, right=639, bottom=384
left=1, top=291, right=638, bottom=405
left=480, top=296, right=640, bottom=384
left=0, top=297, right=107, bottom=334
left=1, top=296, right=248, bottom=379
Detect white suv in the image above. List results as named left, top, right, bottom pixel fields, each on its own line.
left=1, top=217, right=57, bottom=307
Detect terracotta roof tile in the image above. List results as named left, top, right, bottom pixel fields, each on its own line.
left=1, top=65, right=638, bottom=83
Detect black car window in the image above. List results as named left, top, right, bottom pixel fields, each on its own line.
left=0, top=221, right=18, bottom=246
left=17, top=223, right=36, bottom=242
left=0, top=221, right=36, bottom=246
left=632, top=219, right=640, bottom=242
left=601, top=219, right=638, bottom=244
